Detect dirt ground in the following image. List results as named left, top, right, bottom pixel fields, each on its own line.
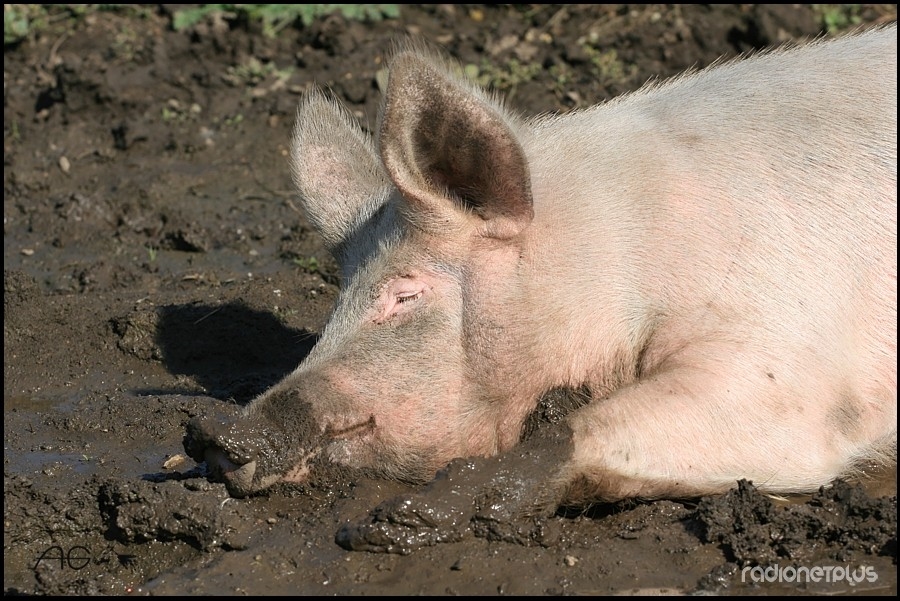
left=4, top=4, right=897, bottom=596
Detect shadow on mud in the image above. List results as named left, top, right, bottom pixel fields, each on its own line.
left=123, top=301, right=318, bottom=404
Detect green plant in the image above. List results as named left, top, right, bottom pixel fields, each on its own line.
left=111, top=24, right=140, bottom=61
left=9, top=118, right=21, bottom=142
left=814, top=5, right=863, bottom=34
left=293, top=256, right=320, bottom=273
left=223, top=56, right=293, bottom=87
left=469, top=58, right=542, bottom=93
left=223, top=113, right=244, bottom=126
left=272, top=305, right=298, bottom=323
left=548, top=63, right=572, bottom=87
left=583, top=44, right=634, bottom=84
left=4, top=4, right=47, bottom=45
left=5, top=5, right=153, bottom=46
left=161, top=100, right=201, bottom=123
left=547, top=63, right=576, bottom=100
left=172, top=4, right=399, bottom=38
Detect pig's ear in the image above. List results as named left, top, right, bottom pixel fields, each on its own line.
left=379, top=52, right=534, bottom=240
left=291, top=88, right=391, bottom=251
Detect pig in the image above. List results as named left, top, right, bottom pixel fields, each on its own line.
left=184, top=26, right=897, bottom=553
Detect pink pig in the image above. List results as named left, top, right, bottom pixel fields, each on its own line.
left=185, top=25, right=897, bottom=553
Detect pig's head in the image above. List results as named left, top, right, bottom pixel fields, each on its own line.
left=185, top=49, right=544, bottom=497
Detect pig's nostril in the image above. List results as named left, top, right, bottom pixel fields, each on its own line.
left=204, top=448, right=238, bottom=475
left=184, top=414, right=260, bottom=467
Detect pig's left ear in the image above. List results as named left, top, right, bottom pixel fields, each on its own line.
left=379, top=52, right=534, bottom=240
left=292, top=87, right=392, bottom=253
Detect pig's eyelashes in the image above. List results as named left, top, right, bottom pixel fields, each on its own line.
left=372, top=281, right=428, bottom=324
left=383, top=290, right=423, bottom=317
left=396, top=290, right=423, bottom=304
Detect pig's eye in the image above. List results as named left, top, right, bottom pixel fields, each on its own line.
left=396, top=290, right=422, bottom=304
left=372, top=278, right=429, bottom=324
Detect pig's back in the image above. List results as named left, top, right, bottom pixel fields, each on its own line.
left=524, top=26, right=896, bottom=413
left=528, top=25, right=895, bottom=313
left=639, top=26, right=897, bottom=358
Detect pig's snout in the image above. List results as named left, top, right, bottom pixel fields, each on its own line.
left=184, top=413, right=265, bottom=498
left=198, top=443, right=261, bottom=498
left=183, top=410, right=312, bottom=498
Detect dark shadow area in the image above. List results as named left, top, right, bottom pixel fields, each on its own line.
left=522, top=385, right=593, bottom=441
left=152, top=301, right=319, bottom=404
left=556, top=494, right=662, bottom=522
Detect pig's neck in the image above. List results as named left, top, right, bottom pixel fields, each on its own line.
left=514, top=115, right=742, bottom=400
left=517, top=214, right=652, bottom=399
left=458, top=220, right=649, bottom=450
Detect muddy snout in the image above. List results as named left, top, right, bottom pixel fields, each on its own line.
left=183, top=410, right=309, bottom=498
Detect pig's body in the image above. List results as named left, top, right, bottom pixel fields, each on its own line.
left=512, top=33, right=897, bottom=499
left=185, top=26, right=897, bottom=547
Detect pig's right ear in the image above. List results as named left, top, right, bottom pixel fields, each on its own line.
left=291, top=88, right=391, bottom=251
left=379, top=52, right=534, bottom=240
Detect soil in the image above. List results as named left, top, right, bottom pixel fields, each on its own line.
left=4, top=4, right=897, bottom=596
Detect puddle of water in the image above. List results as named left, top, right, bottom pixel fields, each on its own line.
left=4, top=447, right=102, bottom=477
left=4, top=395, right=71, bottom=412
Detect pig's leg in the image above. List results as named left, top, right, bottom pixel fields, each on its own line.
left=562, top=352, right=894, bottom=502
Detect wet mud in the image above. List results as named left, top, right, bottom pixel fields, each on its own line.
left=4, top=4, right=897, bottom=595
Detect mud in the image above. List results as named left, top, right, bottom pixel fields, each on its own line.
left=4, top=4, right=897, bottom=595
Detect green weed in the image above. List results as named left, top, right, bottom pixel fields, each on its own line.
left=223, top=56, right=293, bottom=87
left=172, top=4, right=399, bottom=38
left=161, top=100, right=201, bottom=123
left=814, top=5, right=863, bottom=34
left=223, top=113, right=244, bottom=127
left=5, top=5, right=149, bottom=46
left=468, top=58, right=542, bottom=93
left=293, top=256, right=320, bottom=273
left=4, top=4, right=47, bottom=45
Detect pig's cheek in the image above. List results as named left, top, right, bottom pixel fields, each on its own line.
left=321, top=377, right=395, bottom=447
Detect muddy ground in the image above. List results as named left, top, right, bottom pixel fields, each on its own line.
left=4, top=4, right=897, bottom=596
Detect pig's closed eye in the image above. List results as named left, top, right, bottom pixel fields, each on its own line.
left=396, top=290, right=422, bottom=304
left=372, top=278, right=430, bottom=324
